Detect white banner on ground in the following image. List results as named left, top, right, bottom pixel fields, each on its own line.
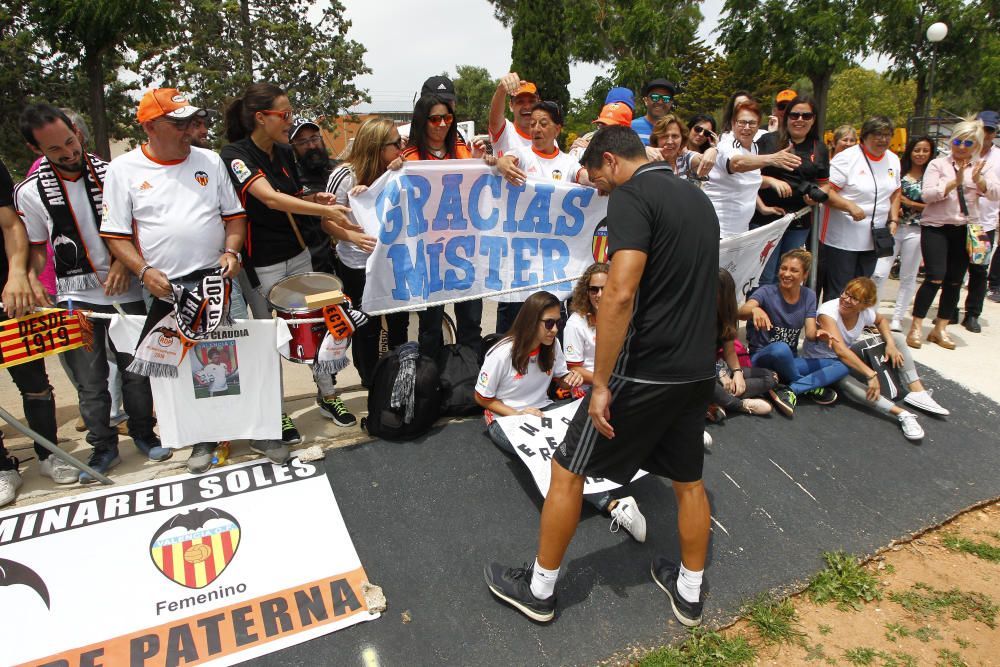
left=720, top=216, right=793, bottom=304
left=0, top=458, right=378, bottom=666
left=351, top=160, right=608, bottom=310
left=497, top=399, right=648, bottom=496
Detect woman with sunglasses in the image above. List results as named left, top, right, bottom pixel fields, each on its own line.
left=908, top=120, right=1000, bottom=349
left=475, top=290, right=646, bottom=542
left=392, top=94, right=478, bottom=356
left=687, top=114, right=717, bottom=153
left=323, top=118, right=403, bottom=388
left=872, top=136, right=936, bottom=333
left=751, top=95, right=829, bottom=285
left=563, top=263, right=607, bottom=387
left=801, top=277, right=949, bottom=441
left=817, top=116, right=901, bottom=303
left=703, top=99, right=802, bottom=238
left=221, top=82, right=354, bottom=448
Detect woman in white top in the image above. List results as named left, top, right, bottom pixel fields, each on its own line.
left=495, top=101, right=585, bottom=185
left=475, top=290, right=646, bottom=542
left=817, top=116, right=902, bottom=302
left=563, top=263, right=608, bottom=385
left=703, top=99, right=802, bottom=238
left=801, top=277, right=949, bottom=441
left=325, top=118, right=402, bottom=385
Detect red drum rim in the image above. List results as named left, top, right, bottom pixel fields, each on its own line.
left=266, top=272, right=344, bottom=314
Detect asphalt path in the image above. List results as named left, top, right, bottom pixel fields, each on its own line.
left=249, top=365, right=1000, bottom=667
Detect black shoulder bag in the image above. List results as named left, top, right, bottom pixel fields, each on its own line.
left=861, top=150, right=895, bottom=258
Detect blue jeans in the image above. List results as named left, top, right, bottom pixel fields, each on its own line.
left=751, top=342, right=848, bottom=395
left=758, top=227, right=811, bottom=286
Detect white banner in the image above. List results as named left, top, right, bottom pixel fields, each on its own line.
left=497, top=400, right=648, bottom=496
left=1, top=458, right=378, bottom=666
left=720, top=216, right=793, bottom=304
left=352, top=160, right=608, bottom=310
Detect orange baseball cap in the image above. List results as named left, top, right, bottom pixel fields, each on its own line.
left=776, top=89, right=797, bottom=103
left=137, top=88, right=206, bottom=123
left=592, top=102, right=632, bottom=126
left=514, top=82, right=538, bottom=97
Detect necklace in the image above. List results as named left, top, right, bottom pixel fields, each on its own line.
left=427, top=146, right=446, bottom=158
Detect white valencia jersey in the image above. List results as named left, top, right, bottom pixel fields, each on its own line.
left=503, top=146, right=582, bottom=183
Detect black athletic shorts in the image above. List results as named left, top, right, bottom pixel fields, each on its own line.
left=554, top=376, right=714, bottom=484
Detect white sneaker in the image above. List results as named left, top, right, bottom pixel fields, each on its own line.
left=890, top=319, right=903, bottom=333
left=40, top=455, right=80, bottom=485
left=898, top=411, right=924, bottom=441
left=903, top=390, right=949, bottom=416
left=610, top=496, right=647, bottom=543
left=0, top=466, right=23, bottom=507
left=703, top=431, right=713, bottom=448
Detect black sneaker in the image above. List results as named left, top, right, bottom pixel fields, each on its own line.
left=281, top=413, right=302, bottom=445
left=484, top=562, right=556, bottom=622
left=317, top=395, right=357, bottom=427
left=769, top=385, right=797, bottom=417
left=803, top=387, right=838, bottom=405
left=650, top=557, right=703, bottom=627
left=79, top=446, right=121, bottom=484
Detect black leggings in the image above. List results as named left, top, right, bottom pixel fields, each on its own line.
left=712, top=366, right=777, bottom=412
left=912, top=224, right=969, bottom=321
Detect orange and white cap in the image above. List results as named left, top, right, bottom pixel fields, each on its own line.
left=592, top=102, right=632, bottom=126
left=137, top=88, right=206, bottom=123
left=514, top=82, right=538, bottom=97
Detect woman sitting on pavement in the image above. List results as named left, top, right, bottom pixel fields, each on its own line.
left=562, top=263, right=607, bottom=388
left=801, top=277, right=949, bottom=441
left=739, top=249, right=842, bottom=417
left=711, top=269, right=775, bottom=419
left=475, top=290, right=647, bottom=542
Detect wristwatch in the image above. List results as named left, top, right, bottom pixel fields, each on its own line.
left=222, top=248, right=242, bottom=263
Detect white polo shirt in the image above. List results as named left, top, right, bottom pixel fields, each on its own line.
left=490, top=119, right=533, bottom=155
left=563, top=312, right=595, bottom=370
left=501, top=146, right=582, bottom=183
left=100, top=146, right=245, bottom=279
left=475, top=337, right=568, bottom=423
left=16, top=169, right=142, bottom=305
left=820, top=144, right=901, bottom=251
left=702, top=135, right=762, bottom=238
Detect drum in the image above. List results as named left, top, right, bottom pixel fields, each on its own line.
left=266, top=272, right=344, bottom=363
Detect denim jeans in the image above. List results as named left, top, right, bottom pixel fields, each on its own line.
left=751, top=341, right=849, bottom=395
left=757, top=227, right=811, bottom=286
left=58, top=299, right=155, bottom=451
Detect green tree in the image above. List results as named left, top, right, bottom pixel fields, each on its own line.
left=718, top=0, right=871, bottom=133
left=824, top=67, right=916, bottom=129
left=509, top=0, right=571, bottom=112
left=138, top=0, right=369, bottom=142
left=450, top=65, right=497, bottom=135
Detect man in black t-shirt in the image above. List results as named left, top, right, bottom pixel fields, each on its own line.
left=485, top=127, right=719, bottom=627
left=0, top=158, right=59, bottom=506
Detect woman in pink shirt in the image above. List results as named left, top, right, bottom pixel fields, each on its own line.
left=908, top=120, right=1000, bottom=349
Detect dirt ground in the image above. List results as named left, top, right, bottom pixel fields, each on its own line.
left=733, top=499, right=1000, bottom=667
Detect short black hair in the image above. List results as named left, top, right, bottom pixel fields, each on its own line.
left=579, top=126, right=646, bottom=169
left=531, top=101, right=563, bottom=125
left=20, top=103, right=75, bottom=148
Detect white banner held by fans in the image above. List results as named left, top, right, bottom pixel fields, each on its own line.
left=352, top=160, right=608, bottom=310
left=719, top=216, right=792, bottom=304
left=498, top=399, right=648, bottom=496
left=0, top=459, right=379, bottom=666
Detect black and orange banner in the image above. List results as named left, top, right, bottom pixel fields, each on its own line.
left=0, top=308, right=84, bottom=369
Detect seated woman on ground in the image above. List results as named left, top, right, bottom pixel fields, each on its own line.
left=711, top=269, right=776, bottom=419
left=739, top=249, right=842, bottom=417
left=474, top=290, right=647, bottom=542
left=800, top=277, right=949, bottom=441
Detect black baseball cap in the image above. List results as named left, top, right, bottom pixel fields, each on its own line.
left=421, top=76, right=457, bottom=104
left=642, top=78, right=677, bottom=97
left=289, top=119, right=320, bottom=142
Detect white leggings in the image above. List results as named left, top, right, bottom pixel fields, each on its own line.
left=872, top=224, right=922, bottom=321
left=837, top=332, right=921, bottom=414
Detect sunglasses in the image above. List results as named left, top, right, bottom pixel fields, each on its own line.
left=160, top=117, right=196, bottom=130
left=787, top=111, right=815, bottom=121
left=692, top=126, right=715, bottom=137
left=588, top=285, right=604, bottom=295
left=648, top=93, right=672, bottom=103
left=384, top=138, right=403, bottom=149
left=428, top=113, right=454, bottom=127
left=540, top=318, right=560, bottom=330
left=952, top=138, right=975, bottom=147
left=261, top=109, right=293, bottom=122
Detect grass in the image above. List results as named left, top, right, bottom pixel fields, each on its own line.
left=936, top=648, right=968, bottom=667
left=889, top=582, right=999, bottom=628
left=843, top=646, right=878, bottom=665
left=802, top=642, right=827, bottom=662
left=884, top=621, right=910, bottom=641
left=879, top=651, right=919, bottom=667
left=941, top=532, right=1000, bottom=562
left=638, top=629, right=756, bottom=666
left=954, top=636, right=973, bottom=649
left=818, top=623, right=832, bottom=635
left=744, top=593, right=805, bottom=645
left=807, top=551, right=882, bottom=610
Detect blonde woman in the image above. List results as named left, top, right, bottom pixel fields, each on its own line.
left=830, top=125, right=858, bottom=158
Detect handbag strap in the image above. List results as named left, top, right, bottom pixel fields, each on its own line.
left=860, top=149, right=879, bottom=231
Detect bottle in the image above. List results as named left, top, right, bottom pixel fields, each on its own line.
left=211, top=441, right=231, bottom=467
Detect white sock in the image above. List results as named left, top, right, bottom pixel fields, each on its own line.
left=530, top=558, right=559, bottom=599
left=677, top=563, right=703, bottom=603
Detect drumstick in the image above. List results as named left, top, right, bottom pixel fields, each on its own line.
left=285, top=212, right=308, bottom=250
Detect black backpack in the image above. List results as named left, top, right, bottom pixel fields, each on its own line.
left=437, top=344, right=482, bottom=416
left=362, top=347, right=443, bottom=441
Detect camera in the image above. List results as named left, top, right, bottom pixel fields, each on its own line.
left=796, top=181, right=828, bottom=204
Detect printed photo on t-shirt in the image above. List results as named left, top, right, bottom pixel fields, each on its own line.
left=191, top=340, right=240, bottom=399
